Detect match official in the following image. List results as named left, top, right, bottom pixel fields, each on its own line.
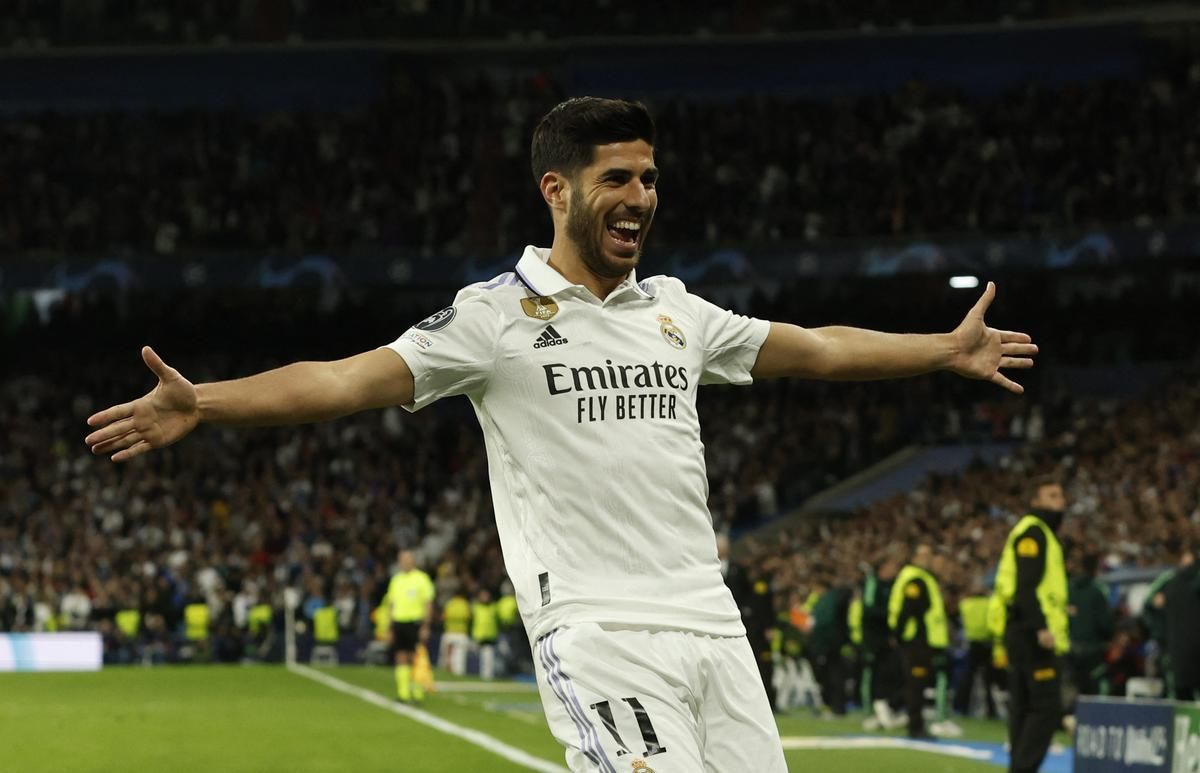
left=991, top=477, right=1070, bottom=773
left=386, top=549, right=434, bottom=703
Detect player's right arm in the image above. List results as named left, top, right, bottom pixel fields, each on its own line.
left=85, top=345, right=413, bottom=462
left=87, top=291, right=498, bottom=463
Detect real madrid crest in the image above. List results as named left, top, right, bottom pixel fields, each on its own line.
left=630, top=759, right=655, bottom=773
left=521, top=295, right=559, bottom=321
left=657, top=314, right=686, bottom=350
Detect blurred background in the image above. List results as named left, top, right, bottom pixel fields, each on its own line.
left=2, top=2, right=1200, bottom=772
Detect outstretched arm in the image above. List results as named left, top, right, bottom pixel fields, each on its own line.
left=85, top=345, right=413, bottom=462
left=751, top=282, right=1037, bottom=394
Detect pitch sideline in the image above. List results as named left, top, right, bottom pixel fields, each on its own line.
left=781, top=735, right=1073, bottom=773
left=780, top=735, right=992, bottom=760
left=288, top=663, right=566, bottom=773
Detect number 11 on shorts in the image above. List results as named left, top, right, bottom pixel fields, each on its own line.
left=589, top=697, right=667, bottom=758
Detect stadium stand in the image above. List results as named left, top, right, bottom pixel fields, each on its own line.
left=4, top=55, right=1200, bottom=258
left=1, top=269, right=1197, bottom=679
left=0, top=0, right=1154, bottom=48
left=2, top=10, right=1199, bottom=739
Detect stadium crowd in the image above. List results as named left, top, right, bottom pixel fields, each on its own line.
left=0, top=283, right=985, bottom=663
left=737, top=365, right=1200, bottom=714
left=1, top=0, right=1128, bottom=48
left=4, top=55, right=1200, bottom=259
left=0, top=271, right=1196, bottom=702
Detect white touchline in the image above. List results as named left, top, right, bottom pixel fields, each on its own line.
left=433, top=680, right=539, bottom=693
left=780, top=736, right=994, bottom=761
left=289, top=664, right=567, bottom=773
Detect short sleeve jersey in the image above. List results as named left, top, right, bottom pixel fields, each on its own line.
left=386, top=569, right=435, bottom=622
left=386, top=246, right=770, bottom=640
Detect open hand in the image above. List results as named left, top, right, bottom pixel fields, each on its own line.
left=85, top=346, right=200, bottom=462
left=950, top=282, right=1038, bottom=394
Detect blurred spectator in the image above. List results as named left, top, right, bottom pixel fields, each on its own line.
left=4, top=57, right=1200, bottom=258
left=0, top=268, right=1197, bottom=680
left=0, top=1, right=1137, bottom=49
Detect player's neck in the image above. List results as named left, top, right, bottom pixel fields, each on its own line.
left=547, top=235, right=626, bottom=301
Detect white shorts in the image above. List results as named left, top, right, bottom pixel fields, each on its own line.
left=532, top=623, right=786, bottom=772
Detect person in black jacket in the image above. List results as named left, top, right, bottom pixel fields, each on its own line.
left=995, top=477, right=1070, bottom=773
left=1067, top=552, right=1115, bottom=699
left=1161, top=539, right=1200, bottom=701
left=862, top=552, right=904, bottom=729
left=724, top=540, right=778, bottom=711
left=809, top=572, right=852, bottom=715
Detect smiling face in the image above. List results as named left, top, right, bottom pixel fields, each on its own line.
left=560, top=139, right=658, bottom=279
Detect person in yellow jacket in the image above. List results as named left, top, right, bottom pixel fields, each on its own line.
left=990, top=476, right=1070, bottom=773
left=495, top=579, right=529, bottom=673
left=439, top=587, right=472, bottom=676
left=888, top=543, right=952, bottom=739
left=954, top=581, right=1000, bottom=719
left=385, top=549, right=435, bottom=703
left=471, top=588, right=500, bottom=680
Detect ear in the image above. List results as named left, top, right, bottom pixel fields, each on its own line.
left=539, top=171, right=569, bottom=213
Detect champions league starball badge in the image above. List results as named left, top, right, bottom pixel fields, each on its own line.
left=415, top=306, right=457, bottom=332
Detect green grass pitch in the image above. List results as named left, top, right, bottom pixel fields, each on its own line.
left=0, top=665, right=1027, bottom=771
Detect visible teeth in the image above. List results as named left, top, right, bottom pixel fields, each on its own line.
left=611, top=220, right=641, bottom=231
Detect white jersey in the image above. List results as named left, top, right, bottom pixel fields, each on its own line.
left=386, top=246, right=769, bottom=641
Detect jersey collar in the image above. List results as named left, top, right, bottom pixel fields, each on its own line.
left=515, top=245, right=652, bottom=301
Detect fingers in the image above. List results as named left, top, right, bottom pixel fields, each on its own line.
left=970, top=281, right=996, bottom=317
left=1002, top=342, right=1038, bottom=356
left=86, top=402, right=134, bottom=428
left=84, top=417, right=135, bottom=448
left=1000, top=330, right=1032, bottom=344
left=991, top=371, right=1024, bottom=395
left=999, top=357, right=1034, bottom=369
left=112, top=440, right=153, bottom=463
left=141, top=345, right=174, bottom=381
left=92, top=430, right=142, bottom=457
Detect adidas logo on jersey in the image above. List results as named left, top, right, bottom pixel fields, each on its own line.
left=533, top=325, right=568, bottom=349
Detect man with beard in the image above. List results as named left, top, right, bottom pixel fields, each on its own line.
left=991, top=477, right=1071, bottom=773
left=85, top=97, right=1038, bottom=771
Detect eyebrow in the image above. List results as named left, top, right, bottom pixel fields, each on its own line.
left=598, top=167, right=659, bottom=182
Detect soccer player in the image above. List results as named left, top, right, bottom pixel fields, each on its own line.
left=385, top=550, right=434, bottom=702
left=85, top=97, right=1038, bottom=771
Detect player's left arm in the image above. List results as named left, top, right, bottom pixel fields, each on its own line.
left=751, top=282, right=1037, bottom=394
